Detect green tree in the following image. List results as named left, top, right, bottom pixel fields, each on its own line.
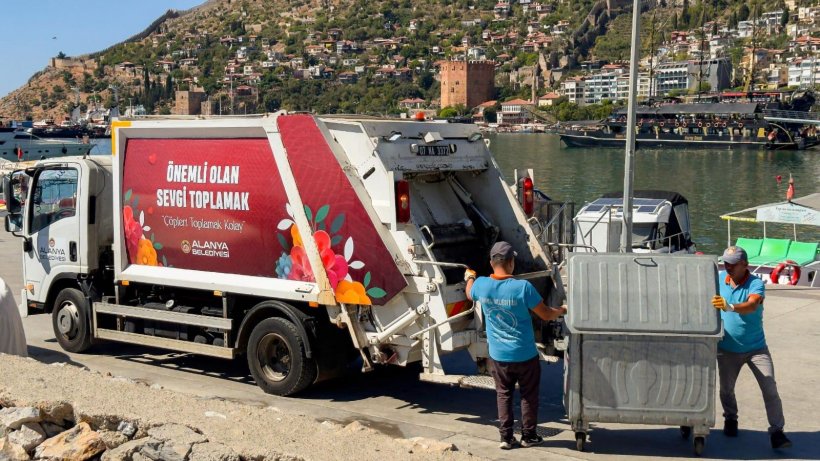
left=439, top=106, right=458, bottom=118
left=738, top=4, right=750, bottom=21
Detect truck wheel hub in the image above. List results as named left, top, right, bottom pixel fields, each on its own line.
left=56, top=302, right=80, bottom=337
left=258, top=333, right=291, bottom=382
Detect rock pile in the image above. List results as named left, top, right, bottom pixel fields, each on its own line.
left=0, top=402, right=241, bottom=461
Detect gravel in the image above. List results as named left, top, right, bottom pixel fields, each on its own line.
left=0, top=354, right=482, bottom=461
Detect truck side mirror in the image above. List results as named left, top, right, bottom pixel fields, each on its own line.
left=4, top=213, right=22, bottom=234
left=3, top=172, right=23, bottom=214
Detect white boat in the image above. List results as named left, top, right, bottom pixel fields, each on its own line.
left=572, top=190, right=697, bottom=254
left=0, top=127, right=94, bottom=163
left=720, top=192, right=819, bottom=287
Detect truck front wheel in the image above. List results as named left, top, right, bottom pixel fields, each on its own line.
left=52, top=288, right=92, bottom=353
left=247, top=317, right=317, bottom=396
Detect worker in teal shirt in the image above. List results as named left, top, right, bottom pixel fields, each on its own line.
left=465, top=241, right=565, bottom=450
left=712, top=245, right=791, bottom=450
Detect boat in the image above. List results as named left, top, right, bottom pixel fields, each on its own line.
left=558, top=91, right=820, bottom=150
left=720, top=191, right=819, bottom=287
left=0, top=127, right=95, bottom=162
left=572, top=190, right=696, bottom=254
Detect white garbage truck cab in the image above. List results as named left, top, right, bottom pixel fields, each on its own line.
left=3, top=113, right=564, bottom=395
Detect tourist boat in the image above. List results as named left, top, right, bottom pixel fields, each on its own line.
left=572, top=190, right=696, bottom=254
left=558, top=92, right=819, bottom=150
left=0, top=127, right=94, bottom=162
left=720, top=190, right=819, bottom=287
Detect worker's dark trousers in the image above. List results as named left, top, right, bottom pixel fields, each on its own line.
left=489, top=356, right=541, bottom=441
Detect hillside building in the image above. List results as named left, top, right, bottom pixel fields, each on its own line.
left=655, top=58, right=731, bottom=96
left=440, top=60, right=495, bottom=109
left=175, top=90, right=207, bottom=115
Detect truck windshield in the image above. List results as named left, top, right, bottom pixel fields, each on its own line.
left=30, top=168, right=78, bottom=233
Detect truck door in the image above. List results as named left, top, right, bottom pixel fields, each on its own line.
left=23, top=166, right=81, bottom=303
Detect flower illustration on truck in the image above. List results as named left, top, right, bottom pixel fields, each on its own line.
left=123, top=189, right=166, bottom=267
left=275, top=203, right=386, bottom=305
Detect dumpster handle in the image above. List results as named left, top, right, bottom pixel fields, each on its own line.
left=419, top=225, right=435, bottom=251
left=632, top=257, right=658, bottom=267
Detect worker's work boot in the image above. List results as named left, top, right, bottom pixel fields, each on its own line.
left=723, top=419, right=738, bottom=437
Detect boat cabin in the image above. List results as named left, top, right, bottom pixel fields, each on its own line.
left=573, top=190, right=695, bottom=254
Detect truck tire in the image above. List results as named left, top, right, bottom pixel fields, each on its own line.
left=247, top=317, right=317, bottom=396
left=52, top=288, right=92, bottom=353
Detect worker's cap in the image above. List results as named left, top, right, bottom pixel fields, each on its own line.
left=722, top=246, right=748, bottom=264
left=490, top=241, right=517, bottom=261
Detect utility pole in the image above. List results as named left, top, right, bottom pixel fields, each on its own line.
left=698, top=9, right=707, bottom=101
left=621, top=0, right=642, bottom=253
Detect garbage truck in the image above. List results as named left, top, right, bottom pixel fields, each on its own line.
left=3, top=113, right=564, bottom=395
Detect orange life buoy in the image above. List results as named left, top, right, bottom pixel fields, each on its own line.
left=659, top=121, right=665, bottom=127
left=770, top=260, right=801, bottom=285
left=675, top=121, right=680, bottom=127
left=722, top=122, right=727, bottom=128
left=738, top=122, right=744, bottom=128
left=697, top=121, right=703, bottom=127
left=706, top=122, right=711, bottom=128
left=682, top=122, right=688, bottom=127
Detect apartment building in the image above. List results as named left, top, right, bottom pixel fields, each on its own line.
left=788, top=57, right=820, bottom=87
left=560, top=77, right=585, bottom=104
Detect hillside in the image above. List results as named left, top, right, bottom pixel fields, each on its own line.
left=0, top=0, right=802, bottom=122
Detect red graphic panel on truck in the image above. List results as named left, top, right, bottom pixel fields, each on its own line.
left=277, top=115, right=406, bottom=305
left=122, top=138, right=312, bottom=278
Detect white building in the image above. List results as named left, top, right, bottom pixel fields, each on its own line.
left=616, top=73, right=653, bottom=100
left=788, top=58, right=820, bottom=87
left=560, top=77, right=585, bottom=104
left=498, top=98, right=533, bottom=125
left=737, top=21, right=755, bottom=38
left=584, top=71, right=622, bottom=104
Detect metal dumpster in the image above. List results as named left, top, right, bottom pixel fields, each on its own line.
left=564, top=253, right=721, bottom=455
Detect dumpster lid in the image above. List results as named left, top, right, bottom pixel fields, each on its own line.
left=567, top=253, right=720, bottom=335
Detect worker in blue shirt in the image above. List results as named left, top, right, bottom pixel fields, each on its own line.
left=711, top=245, right=791, bottom=449
left=465, top=241, right=566, bottom=450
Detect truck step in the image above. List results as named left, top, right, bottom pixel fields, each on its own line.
left=95, top=329, right=235, bottom=359
left=418, top=372, right=496, bottom=390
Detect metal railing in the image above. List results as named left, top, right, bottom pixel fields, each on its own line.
left=762, top=109, right=820, bottom=122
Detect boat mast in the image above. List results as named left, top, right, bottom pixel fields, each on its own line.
left=697, top=8, right=706, bottom=102
left=621, top=0, right=642, bottom=253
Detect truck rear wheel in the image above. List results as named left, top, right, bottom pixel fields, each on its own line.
left=52, top=288, right=92, bottom=353
left=247, top=317, right=317, bottom=396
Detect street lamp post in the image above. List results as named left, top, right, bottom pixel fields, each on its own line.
left=621, top=0, right=642, bottom=253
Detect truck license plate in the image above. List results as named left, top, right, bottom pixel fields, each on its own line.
left=416, top=145, right=451, bottom=156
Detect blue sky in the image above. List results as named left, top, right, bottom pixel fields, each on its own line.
left=0, top=0, right=204, bottom=98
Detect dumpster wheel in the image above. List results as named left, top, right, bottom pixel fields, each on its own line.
left=574, top=432, right=586, bottom=451
left=693, top=436, right=705, bottom=456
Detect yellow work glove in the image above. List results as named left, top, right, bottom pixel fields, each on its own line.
left=464, top=268, right=477, bottom=282
left=711, top=295, right=735, bottom=312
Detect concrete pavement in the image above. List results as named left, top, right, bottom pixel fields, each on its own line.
left=1, top=228, right=819, bottom=460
